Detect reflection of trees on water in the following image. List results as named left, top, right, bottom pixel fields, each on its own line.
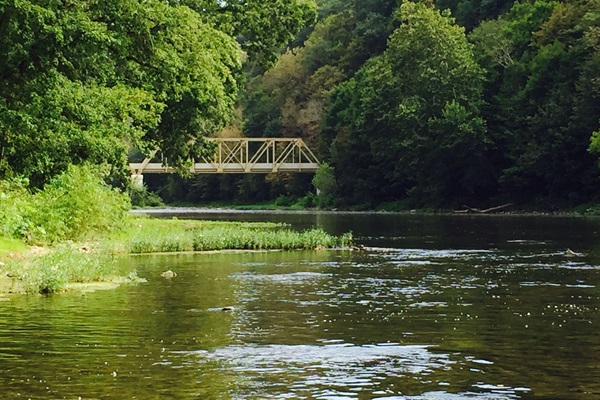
left=2, top=214, right=600, bottom=398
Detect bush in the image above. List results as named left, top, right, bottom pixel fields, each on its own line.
left=275, top=194, right=296, bottom=207
left=0, top=177, right=33, bottom=239
left=0, top=164, right=130, bottom=244
left=297, top=192, right=317, bottom=208
left=316, top=193, right=336, bottom=209
left=129, top=185, right=164, bottom=208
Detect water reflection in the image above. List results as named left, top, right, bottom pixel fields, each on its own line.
left=2, top=213, right=600, bottom=398
left=178, top=343, right=528, bottom=399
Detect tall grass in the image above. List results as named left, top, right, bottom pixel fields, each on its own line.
left=3, top=246, right=130, bottom=294
left=125, top=219, right=353, bottom=254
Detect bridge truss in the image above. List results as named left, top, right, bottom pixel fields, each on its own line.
left=130, top=138, right=320, bottom=178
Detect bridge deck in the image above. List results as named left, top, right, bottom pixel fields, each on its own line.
left=130, top=162, right=320, bottom=174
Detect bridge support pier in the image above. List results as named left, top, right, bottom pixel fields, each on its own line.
left=131, top=174, right=144, bottom=189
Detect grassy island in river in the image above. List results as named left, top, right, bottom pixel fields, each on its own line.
left=0, top=166, right=352, bottom=295
left=0, top=217, right=353, bottom=295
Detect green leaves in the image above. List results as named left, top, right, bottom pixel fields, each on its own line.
left=312, top=162, right=336, bottom=195
left=469, top=0, right=600, bottom=204
left=0, top=71, right=163, bottom=185
left=0, top=164, right=130, bottom=244
left=326, top=1, right=489, bottom=206
left=1, top=0, right=315, bottom=186
left=180, top=0, right=318, bottom=67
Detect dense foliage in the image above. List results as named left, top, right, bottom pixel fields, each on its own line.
left=472, top=0, right=600, bottom=207
left=0, top=0, right=316, bottom=187
left=2, top=0, right=599, bottom=210
left=206, top=0, right=599, bottom=210
left=0, top=164, right=130, bottom=244
left=328, top=2, right=489, bottom=207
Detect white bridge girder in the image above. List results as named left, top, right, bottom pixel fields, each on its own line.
left=129, top=138, right=320, bottom=179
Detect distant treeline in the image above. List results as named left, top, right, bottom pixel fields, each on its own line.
left=158, top=0, right=600, bottom=210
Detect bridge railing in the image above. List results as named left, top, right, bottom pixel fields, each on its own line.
left=129, top=138, right=320, bottom=175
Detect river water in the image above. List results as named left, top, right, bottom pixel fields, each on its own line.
left=1, top=211, right=600, bottom=399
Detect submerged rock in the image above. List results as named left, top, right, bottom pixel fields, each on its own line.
left=161, top=270, right=177, bottom=279
left=565, top=249, right=583, bottom=257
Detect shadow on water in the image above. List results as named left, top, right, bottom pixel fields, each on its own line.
left=2, top=212, right=600, bottom=399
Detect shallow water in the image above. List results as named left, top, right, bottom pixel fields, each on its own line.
left=1, top=212, right=600, bottom=399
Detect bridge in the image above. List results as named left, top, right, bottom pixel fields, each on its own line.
left=130, top=138, right=320, bottom=186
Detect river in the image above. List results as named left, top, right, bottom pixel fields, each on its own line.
left=1, top=210, right=600, bottom=399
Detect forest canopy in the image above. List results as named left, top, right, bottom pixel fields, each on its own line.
left=1, top=0, right=599, bottom=210
left=0, top=0, right=316, bottom=186
left=219, top=0, right=600, bottom=210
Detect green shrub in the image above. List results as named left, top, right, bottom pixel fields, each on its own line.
left=0, top=177, right=33, bottom=239
left=316, top=193, right=336, bottom=209
left=275, top=194, right=296, bottom=207
left=5, top=246, right=122, bottom=294
left=129, top=186, right=164, bottom=208
left=1, top=164, right=130, bottom=244
left=25, top=164, right=130, bottom=244
left=297, top=192, right=316, bottom=208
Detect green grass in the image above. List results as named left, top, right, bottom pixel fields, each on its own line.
left=2, top=216, right=353, bottom=294
left=2, top=244, right=142, bottom=294
left=2, top=210, right=353, bottom=295
left=122, top=217, right=352, bottom=254
left=1, top=166, right=353, bottom=295
left=0, top=237, right=28, bottom=258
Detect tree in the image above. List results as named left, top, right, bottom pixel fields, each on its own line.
left=0, top=0, right=239, bottom=185
left=180, top=0, right=318, bottom=67
left=328, top=1, right=491, bottom=207
left=312, top=162, right=336, bottom=194
left=0, top=0, right=316, bottom=187
left=471, top=0, right=600, bottom=205
left=436, top=0, right=516, bottom=30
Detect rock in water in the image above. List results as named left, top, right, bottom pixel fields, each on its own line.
left=161, top=270, right=177, bottom=279
left=565, top=249, right=582, bottom=257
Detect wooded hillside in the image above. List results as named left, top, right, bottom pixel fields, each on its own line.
left=2, top=0, right=599, bottom=210
left=226, top=0, right=600, bottom=210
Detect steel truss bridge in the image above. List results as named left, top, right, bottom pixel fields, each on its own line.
left=129, top=138, right=320, bottom=184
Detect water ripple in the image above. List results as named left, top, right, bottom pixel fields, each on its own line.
left=175, top=343, right=522, bottom=398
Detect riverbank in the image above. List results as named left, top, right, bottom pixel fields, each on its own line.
left=0, top=216, right=352, bottom=295
left=132, top=205, right=599, bottom=218
left=156, top=197, right=600, bottom=215
left=0, top=241, right=139, bottom=295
